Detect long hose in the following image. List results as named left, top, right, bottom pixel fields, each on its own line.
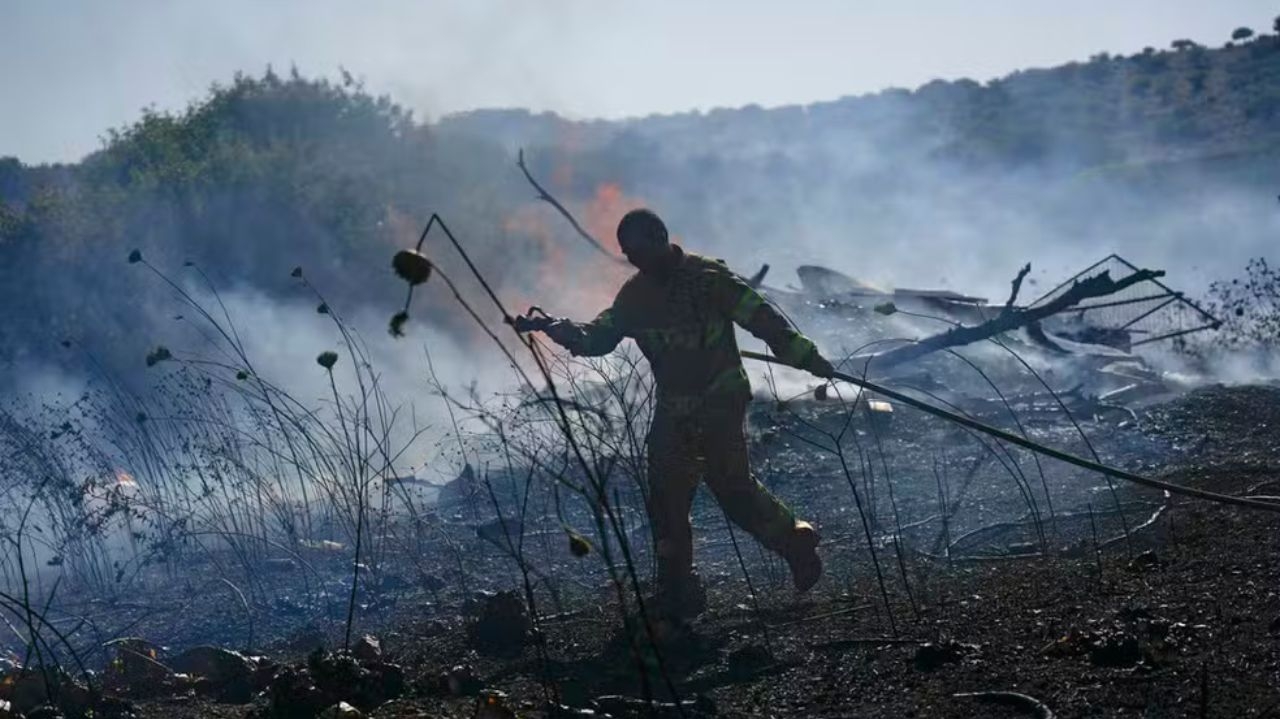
left=741, top=350, right=1280, bottom=514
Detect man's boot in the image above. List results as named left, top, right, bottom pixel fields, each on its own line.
left=634, top=573, right=706, bottom=646
left=656, top=571, right=707, bottom=620
left=784, top=521, right=822, bottom=592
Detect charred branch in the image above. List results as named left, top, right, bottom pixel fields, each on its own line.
left=516, top=149, right=629, bottom=266
left=863, top=266, right=1166, bottom=371
left=1004, top=262, right=1032, bottom=314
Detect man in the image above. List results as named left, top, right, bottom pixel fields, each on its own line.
left=543, top=208, right=835, bottom=620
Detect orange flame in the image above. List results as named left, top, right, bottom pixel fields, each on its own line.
left=503, top=170, right=641, bottom=319
left=383, top=162, right=649, bottom=354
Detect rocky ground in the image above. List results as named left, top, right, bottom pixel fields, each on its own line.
left=3, top=385, right=1278, bottom=718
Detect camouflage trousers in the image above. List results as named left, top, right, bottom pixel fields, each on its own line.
left=646, top=394, right=798, bottom=599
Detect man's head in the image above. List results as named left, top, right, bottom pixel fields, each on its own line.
left=617, top=208, right=672, bottom=274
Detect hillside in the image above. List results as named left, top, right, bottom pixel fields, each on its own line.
left=441, top=30, right=1280, bottom=167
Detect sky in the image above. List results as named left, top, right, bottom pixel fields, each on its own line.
left=2, top=1, right=1277, bottom=163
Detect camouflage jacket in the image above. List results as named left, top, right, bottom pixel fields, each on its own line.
left=555, top=247, right=819, bottom=407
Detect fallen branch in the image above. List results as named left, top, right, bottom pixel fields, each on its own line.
left=865, top=266, right=1165, bottom=370
left=953, top=690, right=1055, bottom=719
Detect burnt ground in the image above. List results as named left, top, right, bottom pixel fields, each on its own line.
left=52, top=385, right=1280, bottom=717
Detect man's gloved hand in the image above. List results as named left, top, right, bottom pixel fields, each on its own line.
left=802, top=349, right=836, bottom=379
left=543, top=319, right=578, bottom=347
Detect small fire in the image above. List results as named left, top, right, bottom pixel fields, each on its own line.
left=383, top=163, right=646, bottom=351
left=114, top=470, right=138, bottom=489
left=582, top=183, right=627, bottom=256
left=503, top=170, right=641, bottom=318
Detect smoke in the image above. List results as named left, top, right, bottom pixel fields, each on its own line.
left=7, top=38, right=1280, bottom=437
left=489, top=67, right=1280, bottom=386
left=165, top=283, right=522, bottom=478
left=619, top=130, right=1276, bottom=306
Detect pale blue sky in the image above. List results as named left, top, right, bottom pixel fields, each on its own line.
left=2, top=1, right=1276, bottom=163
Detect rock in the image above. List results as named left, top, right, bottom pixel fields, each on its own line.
left=1041, top=629, right=1095, bottom=658
left=466, top=590, right=530, bottom=656
left=103, top=637, right=175, bottom=696
left=319, top=701, right=364, bottom=718
left=304, top=650, right=404, bottom=711
left=1088, top=632, right=1142, bottom=667
left=475, top=689, right=516, bottom=719
left=351, top=635, right=381, bottom=663
left=370, top=661, right=405, bottom=703
left=1, top=670, right=92, bottom=717
left=170, top=646, right=256, bottom=703
left=265, top=665, right=328, bottom=719
left=250, top=655, right=281, bottom=686
left=0, top=699, right=16, bottom=718
left=912, top=641, right=977, bottom=672
left=447, top=664, right=479, bottom=696
left=431, top=663, right=480, bottom=697
left=1269, top=615, right=1280, bottom=636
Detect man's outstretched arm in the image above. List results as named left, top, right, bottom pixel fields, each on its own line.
left=544, top=307, right=626, bottom=357
left=711, top=269, right=834, bottom=377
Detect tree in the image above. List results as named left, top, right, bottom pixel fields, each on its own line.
left=1171, top=39, right=1199, bottom=51
left=1231, top=27, right=1254, bottom=42
left=1274, top=15, right=1279, bottom=34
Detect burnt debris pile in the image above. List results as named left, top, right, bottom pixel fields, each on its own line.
left=759, top=253, right=1221, bottom=410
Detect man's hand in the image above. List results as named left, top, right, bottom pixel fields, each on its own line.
left=511, top=309, right=580, bottom=350
left=543, top=319, right=578, bottom=348
left=512, top=307, right=558, bottom=333
left=802, top=349, right=836, bottom=379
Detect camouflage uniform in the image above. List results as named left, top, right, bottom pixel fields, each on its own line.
left=552, top=247, right=822, bottom=608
